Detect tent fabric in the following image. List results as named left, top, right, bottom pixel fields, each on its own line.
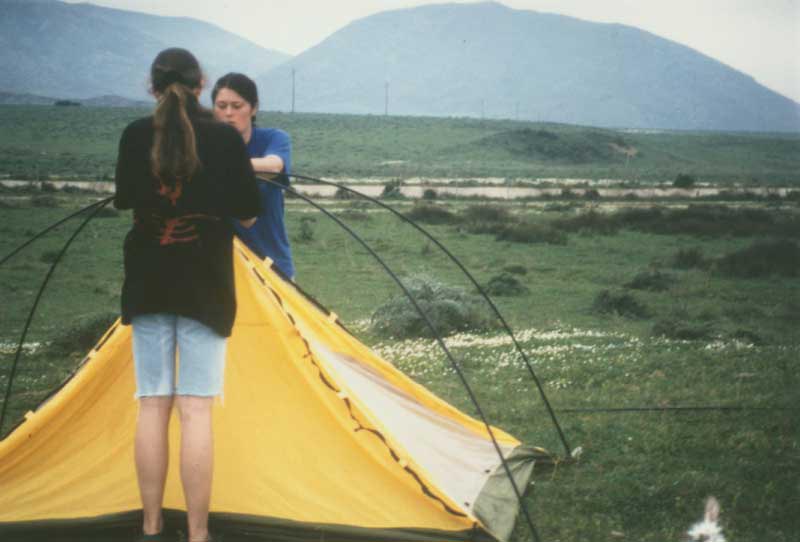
left=0, top=239, right=550, bottom=541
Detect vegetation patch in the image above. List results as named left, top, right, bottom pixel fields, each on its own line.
left=370, top=274, right=494, bottom=338
left=591, top=290, right=650, bottom=319
left=624, top=270, right=676, bottom=291
left=495, top=222, right=567, bottom=245
left=670, top=247, right=711, bottom=270
left=652, top=318, right=714, bottom=341
left=716, top=239, right=800, bottom=278
left=461, top=204, right=512, bottom=223
left=551, top=210, right=620, bottom=235
left=484, top=272, right=529, bottom=296
left=49, top=312, right=119, bottom=355
left=28, top=195, right=59, bottom=208
left=502, top=264, right=527, bottom=275
left=475, top=128, right=630, bottom=163
left=405, top=203, right=459, bottom=225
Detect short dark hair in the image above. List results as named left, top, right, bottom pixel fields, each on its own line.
left=212, top=73, right=259, bottom=123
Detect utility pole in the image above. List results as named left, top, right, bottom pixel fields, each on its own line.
left=481, top=99, right=485, bottom=120
left=385, top=81, right=389, bottom=116
left=515, top=101, right=519, bottom=121
left=291, top=68, right=296, bottom=114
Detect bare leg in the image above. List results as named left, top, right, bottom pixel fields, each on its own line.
left=135, top=396, right=174, bottom=535
left=177, top=395, right=215, bottom=542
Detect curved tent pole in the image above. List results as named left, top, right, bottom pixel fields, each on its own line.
left=264, top=178, right=544, bottom=542
left=0, top=196, right=114, bottom=267
left=287, top=172, right=572, bottom=457
left=0, top=197, right=113, bottom=434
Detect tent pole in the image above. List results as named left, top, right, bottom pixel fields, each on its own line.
left=0, top=198, right=113, bottom=435
left=265, top=178, right=545, bottom=542
left=287, top=173, right=572, bottom=458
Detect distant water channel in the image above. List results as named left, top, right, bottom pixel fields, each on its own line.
left=0, top=180, right=792, bottom=199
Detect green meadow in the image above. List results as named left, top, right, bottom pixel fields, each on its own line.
left=1, top=105, right=800, bottom=183
left=1, top=185, right=798, bottom=541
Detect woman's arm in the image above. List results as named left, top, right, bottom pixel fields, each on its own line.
left=251, top=155, right=284, bottom=174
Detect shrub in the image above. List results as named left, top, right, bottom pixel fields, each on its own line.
left=592, top=290, right=650, bottom=319
left=674, top=173, right=696, bottom=189
left=462, top=204, right=512, bottom=223
left=297, top=216, right=315, bottom=242
left=405, top=203, right=459, bottom=225
left=336, top=209, right=370, bottom=221
left=334, top=186, right=356, bottom=200
left=41, top=181, right=58, bottom=192
left=484, top=272, right=529, bottom=296
left=716, top=240, right=800, bottom=278
left=671, top=247, right=710, bottom=270
left=652, top=319, right=713, bottom=340
left=625, top=270, right=675, bottom=291
left=50, top=312, right=119, bottom=354
left=583, top=188, right=601, bottom=200
left=502, top=264, right=527, bottom=275
left=370, top=275, right=494, bottom=338
left=730, top=329, right=765, bottom=346
left=496, top=222, right=567, bottom=245
left=380, top=179, right=405, bottom=199
left=422, top=188, right=438, bottom=200
left=29, top=195, right=58, bottom=208
left=552, top=210, right=619, bottom=235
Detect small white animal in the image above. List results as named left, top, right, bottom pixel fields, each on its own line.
left=686, top=497, right=726, bottom=542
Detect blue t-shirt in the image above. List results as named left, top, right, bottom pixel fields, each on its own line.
left=232, top=127, right=295, bottom=278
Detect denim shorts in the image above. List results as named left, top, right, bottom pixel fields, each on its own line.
left=131, top=314, right=227, bottom=398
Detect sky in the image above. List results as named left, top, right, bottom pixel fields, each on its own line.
left=64, top=0, right=800, bottom=103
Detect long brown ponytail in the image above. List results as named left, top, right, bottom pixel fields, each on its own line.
left=149, top=48, right=204, bottom=189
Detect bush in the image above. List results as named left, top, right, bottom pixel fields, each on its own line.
left=552, top=210, right=619, bottom=235
left=405, top=203, right=459, bottom=225
left=461, top=204, right=511, bottom=224
left=502, top=264, right=527, bottom=275
left=29, top=195, right=59, bottom=208
left=334, top=186, right=357, bottom=200
left=336, top=209, right=370, bottom=221
left=625, top=270, right=675, bottom=291
left=716, top=240, right=800, bottom=278
left=370, top=275, right=494, bottom=338
left=380, top=179, right=405, bottom=199
left=671, top=247, right=710, bottom=270
left=592, top=290, right=650, bottom=319
left=652, top=319, right=713, bottom=340
left=484, top=272, right=529, bottom=296
left=297, top=216, right=315, bottom=242
left=50, top=312, right=119, bottom=354
left=41, top=181, right=58, bottom=192
left=583, top=188, right=601, bottom=200
left=674, top=173, right=697, bottom=189
left=422, top=188, right=438, bottom=200
left=496, top=222, right=567, bottom=245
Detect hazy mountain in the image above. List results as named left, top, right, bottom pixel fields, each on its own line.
left=258, top=2, right=800, bottom=132
left=0, top=90, right=150, bottom=107
left=0, top=0, right=290, bottom=102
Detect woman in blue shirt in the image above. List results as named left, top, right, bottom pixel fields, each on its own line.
left=212, top=73, right=295, bottom=279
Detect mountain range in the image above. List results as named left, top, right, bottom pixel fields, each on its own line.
left=0, top=0, right=289, bottom=101
left=2, top=0, right=798, bottom=132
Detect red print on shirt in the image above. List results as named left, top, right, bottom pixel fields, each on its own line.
left=136, top=212, right=219, bottom=246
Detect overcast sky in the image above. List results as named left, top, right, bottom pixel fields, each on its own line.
left=64, top=0, right=800, bottom=103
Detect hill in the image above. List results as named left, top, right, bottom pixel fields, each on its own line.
left=0, top=91, right=150, bottom=107
left=258, top=2, right=800, bottom=132
left=0, top=0, right=290, bottom=101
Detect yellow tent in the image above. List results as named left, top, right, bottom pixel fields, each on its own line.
left=0, top=240, right=550, bottom=541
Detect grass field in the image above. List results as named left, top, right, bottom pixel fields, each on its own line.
left=2, top=105, right=800, bottom=184
left=1, top=187, right=798, bottom=541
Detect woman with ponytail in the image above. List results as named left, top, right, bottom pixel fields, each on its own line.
left=114, top=48, right=260, bottom=542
